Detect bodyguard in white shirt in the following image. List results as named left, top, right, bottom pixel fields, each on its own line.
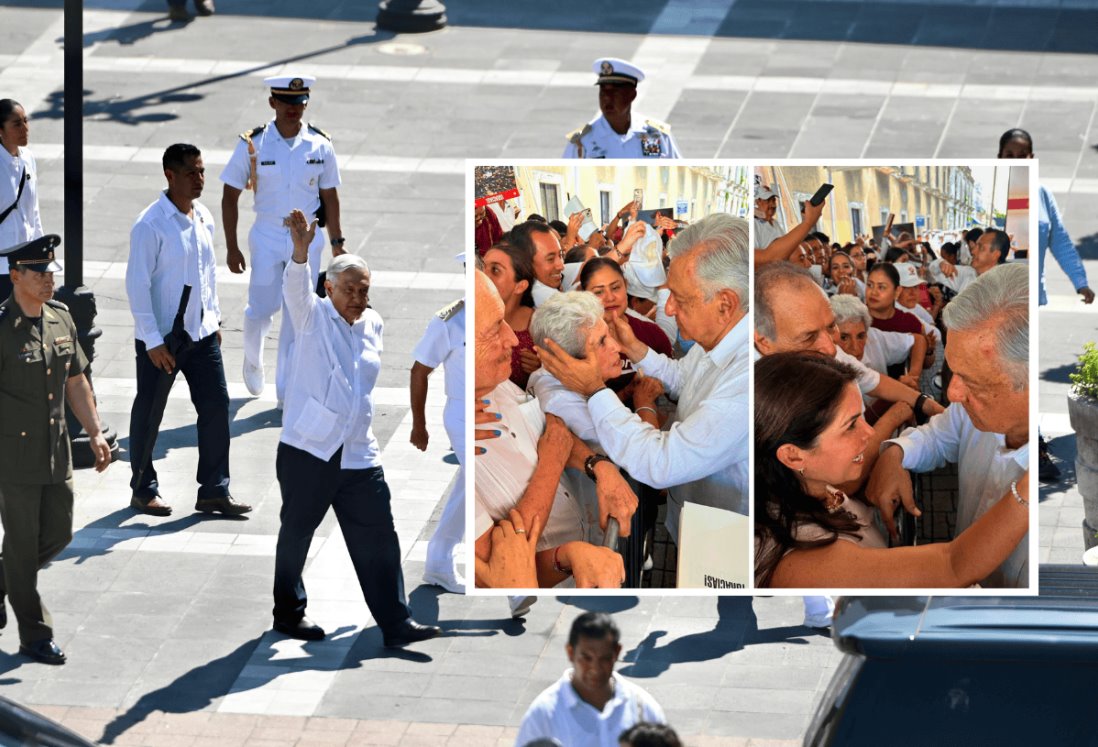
left=538, top=214, right=752, bottom=543
left=271, top=209, right=440, bottom=648
left=515, top=612, right=665, bottom=747
left=126, top=144, right=249, bottom=518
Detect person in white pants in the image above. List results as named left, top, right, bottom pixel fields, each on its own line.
left=803, top=596, right=834, bottom=629
left=220, top=74, right=344, bottom=405
left=410, top=295, right=466, bottom=593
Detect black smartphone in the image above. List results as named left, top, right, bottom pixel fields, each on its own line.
left=809, top=183, right=834, bottom=206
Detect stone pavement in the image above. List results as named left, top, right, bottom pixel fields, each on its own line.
left=1, top=0, right=1096, bottom=744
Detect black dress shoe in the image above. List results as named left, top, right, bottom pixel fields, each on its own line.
left=383, top=619, right=441, bottom=648
left=131, top=494, right=172, bottom=516
left=196, top=494, right=252, bottom=515
left=20, top=638, right=66, bottom=665
left=273, top=616, right=325, bottom=641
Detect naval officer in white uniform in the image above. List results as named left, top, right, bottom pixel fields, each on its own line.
left=410, top=282, right=466, bottom=594
left=220, top=74, right=344, bottom=405
left=562, top=58, right=681, bottom=160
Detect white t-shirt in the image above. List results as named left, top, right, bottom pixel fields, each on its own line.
left=474, top=380, right=587, bottom=552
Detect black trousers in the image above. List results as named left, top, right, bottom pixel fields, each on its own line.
left=129, top=333, right=230, bottom=500
left=273, top=443, right=411, bottom=632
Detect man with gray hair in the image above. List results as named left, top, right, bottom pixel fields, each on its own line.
left=866, top=263, right=1030, bottom=587
left=754, top=262, right=943, bottom=425
left=538, top=213, right=752, bottom=544
left=270, top=209, right=441, bottom=646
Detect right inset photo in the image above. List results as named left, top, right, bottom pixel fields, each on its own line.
left=752, top=164, right=1033, bottom=590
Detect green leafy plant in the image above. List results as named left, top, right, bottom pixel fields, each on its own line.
left=1070, top=342, right=1098, bottom=400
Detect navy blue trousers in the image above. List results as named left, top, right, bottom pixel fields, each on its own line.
left=273, top=444, right=411, bottom=633
left=129, top=333, right=230, bottom=500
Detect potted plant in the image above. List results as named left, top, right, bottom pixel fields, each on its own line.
left=1067, top=342, right=1098, bottom=554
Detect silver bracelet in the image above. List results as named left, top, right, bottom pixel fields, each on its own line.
left=1010, top=479, right=1028, bottom=506
left=635, top=406, right=657, bottom=417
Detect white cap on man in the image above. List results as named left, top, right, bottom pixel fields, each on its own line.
left=593, top=58, right=645, bottom=87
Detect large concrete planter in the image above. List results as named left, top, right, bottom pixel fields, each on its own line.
left=1067, top=392, right=1098, bottom=551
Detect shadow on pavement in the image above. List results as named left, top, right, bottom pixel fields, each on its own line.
left=57, top=505, right=249, bottom=565
left=98, top=623, right=433, bottom=744
left=1041, top=361, right=1075, bottom=385
left=408, top=583, right=531, bottom=639
left=559, top=596, right=640, bottom=614
left=82, top=13, right=192, bottom=47
left=1076, top=232, right=1098, bottom=262
left=32, top=28, right=396, bottom=126
left=1040, top=432, right=1078, bottom=503
left=18, top=0, right=1097, bottom=52
left=113, top=397, right=280, bottom=467
left=618, top=597, right=816, bottom=679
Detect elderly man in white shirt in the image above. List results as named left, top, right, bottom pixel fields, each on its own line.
left=126, top=144, right=250, bottom=518
left=538, top=213, right=752, bottom=544
left=271, top=209, right=440, bottom=647
left=474, top=270, right=633, bottom=591
left=515, top=611, right=665, bottom=747
left=754, top=262, right=944, bottom=424
left=866, top=263, right=1030, bottom=587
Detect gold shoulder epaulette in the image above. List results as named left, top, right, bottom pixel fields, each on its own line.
left=45, top=299, right=69, bottom=312
left=645, top=118, right=671, bottom=135
left=308, top=123, right=332, bottom=141
left=239, top=124, right=266, bottom=142
left=567, top=123, right=592, bottom=143
left=436, top=298, right=464, bottom=322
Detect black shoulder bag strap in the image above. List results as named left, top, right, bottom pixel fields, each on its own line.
left=0, top=168, right=28, bottom=226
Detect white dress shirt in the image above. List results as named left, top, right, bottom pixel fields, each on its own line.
left=411, top=302, right=464, bottom=403
left=474, top=380, right=587, bottom=552
left=515, top=669, right=665, bottom=747
left=562, top=113, right=681, bottom=159
left=859, top=328, right=915, bottom=408
left=897, top=300, right=940, bottom=346
left=531, top=279, right=560, bottom=308
left=279, top=260, right=382, bottom=469
left=0, top=146, right=43, bottom=273
left=834, top=346, right=881, bottom=395
left=928, top=259, right=977, bottom=296
left=126, top=193, right=221, bottom=349
left=527, top=368, right=598, bottom=448
left=886, top=404, right=1029, bottom=588
left=588, top=316, right=751, bottom=541
left=219, top=120, right=340, bottom=222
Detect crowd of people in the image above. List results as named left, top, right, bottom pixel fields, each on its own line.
left=753, top=177, right=1032, bottom=588
left=474, top=198, right=751, bottom=593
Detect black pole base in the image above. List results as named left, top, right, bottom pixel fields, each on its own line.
left=54, top=284, right=118, bottom=469
left=376, top=0, right=447, bottom=33
left=71, top=423, right=121, bottom=469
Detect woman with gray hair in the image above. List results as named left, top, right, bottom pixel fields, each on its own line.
left=527, top=291, right=624, bottom=448
left=830, top=294, right=926, bottom=393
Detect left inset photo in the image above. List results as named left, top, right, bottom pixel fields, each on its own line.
left=470, top=163, right=752, bottom=592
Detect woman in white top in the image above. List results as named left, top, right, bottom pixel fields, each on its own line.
left=754, top=352, right=1029, bottom=588
left=0, top=99, right=43, bottom=298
